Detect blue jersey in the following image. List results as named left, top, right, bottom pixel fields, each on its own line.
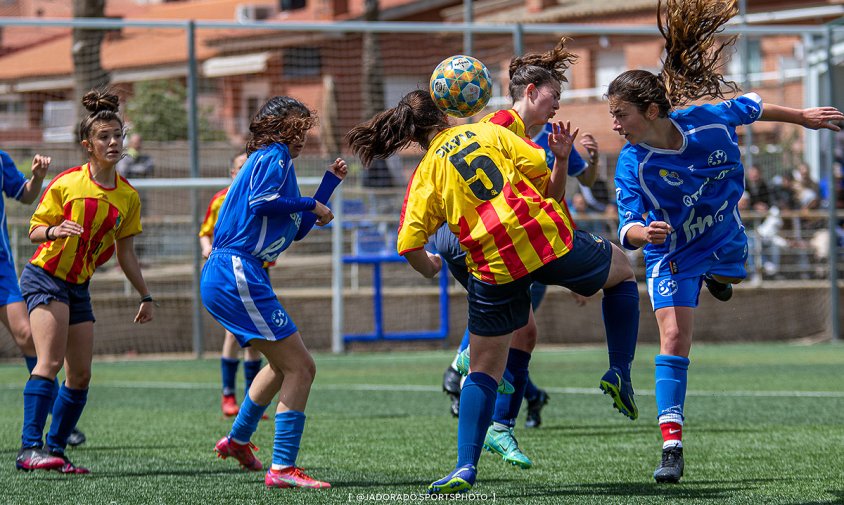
left=212, top=143, right=304, bottom=263
left=615, top=92, right=763, bottom=279
left=531, top=123, right=587, bottom=177
left=0, top=150, right=27, bottom=264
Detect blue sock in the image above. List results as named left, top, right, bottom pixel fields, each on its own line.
left=24, top=355, right=37, bottom=373
left=492, top=349, right=531, bottom=428
left=456, top=372, right=497, bottom=468
left=21, top=377, right=57, bottom=448
left=602, top=281, right=640, bottom=380
left=523, top=376, right=539, bottom=402
left=243, top=359, right=262, bottom=398
left=272, top=410, right=306, bottom=467
left=457, top=329, right=470, bottom=353
left=654, top=354, right=690, bottom=424
left=46, top=385, right=88, bottom=453
left=221, top=357, right=239, bottom=397
left=229, top=394, right=270, bottom=444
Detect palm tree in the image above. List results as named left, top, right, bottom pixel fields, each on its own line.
left=72, top=0, right=110, bottom=121
left=361, top=0, right=384, bottom=119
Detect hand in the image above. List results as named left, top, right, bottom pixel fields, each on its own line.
left=802, top=107, right=844, bottom=131
left=547, top=121, right=579, bottom=159
left=201, top=245, right=212, bottom=259
left=644, top=221, right=673, bottom=245
left=313, top=201, right=334, bottom=226
left=426, top=251, right=443, bottom=277
left=330, top=158, right=348, bottom=180
left=31, top=154, right=51, bottom=179
left=579, top=133, right=598, bottom=162
left=134, top=301, right=154, bottom=324
left=51, top=220, right=84, bottom=239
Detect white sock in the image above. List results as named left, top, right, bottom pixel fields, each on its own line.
left=271, top=464, right=292, bottom=472
left=663, top=440, right=682, bottom=449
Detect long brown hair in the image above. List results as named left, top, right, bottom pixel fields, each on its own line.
left=78, top=88, right=123, bottom=143
left=607, top=0, right=739, bottom=115
left=245, top=96, right=317, bottom=155
left=508, top=37, right=578, bottom=100
left=346, top=90, right=449, bottom=167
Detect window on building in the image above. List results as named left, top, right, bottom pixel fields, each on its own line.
left=283, top=47, right=321, bottom=78
left=594, top=50, right=626, bottom=91
left=728, top=38, right=763, bottom=82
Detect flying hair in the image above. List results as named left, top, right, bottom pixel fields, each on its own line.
left=658, top=0, right=739, bottom=107
left=509, top=37, right=577, bottom=84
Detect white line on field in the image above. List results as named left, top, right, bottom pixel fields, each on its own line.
left=1, top=381, right=843, bottom=398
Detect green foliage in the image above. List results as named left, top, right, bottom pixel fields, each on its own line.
left=126, top=80, right=226, bottom=142
left=1, top=343, right=843, bottom=504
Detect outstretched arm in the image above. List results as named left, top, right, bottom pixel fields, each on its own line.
left=294, top=158, right=347, bottom=240
left=760, top=104, right=844, bottom=131
left=19, top=154, right=51, bottom=204
left=546, top=121, right=579, bottom=202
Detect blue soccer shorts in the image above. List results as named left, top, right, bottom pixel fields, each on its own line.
left=201, top=249, right=297, bottom=347
left=0, top=255, right=23, bottom=307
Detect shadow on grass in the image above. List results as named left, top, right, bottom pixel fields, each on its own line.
left=504, top=479, right=768, bottom=500
left=787, top=489, right=844, bottom=505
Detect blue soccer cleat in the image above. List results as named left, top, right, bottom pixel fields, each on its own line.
left=599, top=367, right=638, bottom=420
left=455, top=348, right=514, bottom=394
left=427, top=464, right=476, bottom=495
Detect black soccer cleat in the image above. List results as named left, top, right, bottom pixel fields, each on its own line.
left=442, top=366, right=462, bottom=418
left=524, top=389, right=549, bottom=428
left=653, top=445, right=684, bottom=484
left=704, top=276, right=732, bottom=302
left=67, top=428, right=87, bottom=448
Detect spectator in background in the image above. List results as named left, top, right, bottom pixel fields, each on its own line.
left=745, top=165, right=771, bottom=210
left=770, top=172, right=798, bottom=210
left=117, top=133, right=154, bottom=179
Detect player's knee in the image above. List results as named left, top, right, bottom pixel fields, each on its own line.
left=512, top=324, right=537, bottom=350
left=66, top=368, right=92, bottom=389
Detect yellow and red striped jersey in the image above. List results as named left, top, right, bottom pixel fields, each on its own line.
left=199, top=186, right=275, bottom=269
left=482, top=108, right=577, bottom=226
left=199, top=187, right=228, bottom=238
left=29, top=164, right=142, bottom=284
left=397, top=122, right=575, bottom=285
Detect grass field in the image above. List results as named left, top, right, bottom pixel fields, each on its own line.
left=0, top=342, right=842, bottom=505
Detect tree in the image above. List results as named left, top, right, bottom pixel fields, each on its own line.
left=126, top=80, right=226, bottom=142
left=72, top=0, right=110, bottom=122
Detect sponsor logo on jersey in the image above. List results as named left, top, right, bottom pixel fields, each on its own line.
left=708, top=149, right=727, bottom=166
left=657, top=278, right=679, bottom=297
left=659, top=169, right=684, bottom=187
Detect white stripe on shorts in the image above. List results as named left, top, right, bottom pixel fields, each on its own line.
left=232, top=255, right=276, bottom=340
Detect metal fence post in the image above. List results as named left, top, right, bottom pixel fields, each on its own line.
left=187, top=20, right=204, bottom=358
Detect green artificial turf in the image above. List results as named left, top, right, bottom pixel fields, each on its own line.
left=0, top=342, right=842, bottom=505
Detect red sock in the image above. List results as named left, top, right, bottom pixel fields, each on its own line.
left=660, top=422, right=682, bottom=444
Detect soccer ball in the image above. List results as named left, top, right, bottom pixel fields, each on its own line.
left=429, top=55, right=493, bottom=118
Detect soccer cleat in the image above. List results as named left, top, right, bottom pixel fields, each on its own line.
left=442, top=366, right=462, bottom=418
left=427, top=464, right=476, bottom=495
left=483, top=426, right=533, bottom=469
left=653, top=446, right=684, bottom=483
left=265, top=466, right=331, bottom=489
left=214, top=436, right=263, bottom=471
left=67, top=427, right=87, bottom=447
left=524, top=389, right=550, bottom=429
left=455, top=348, right=515, bottom=394
left=599, top=367, right=639, bottom=420
left=15, top=447, right=66, bottom=471
left=704, top=275, right=733, bottom=302
left=50, top=451, right=90, bottom=474
left=221, top=394, right=240, bottom=417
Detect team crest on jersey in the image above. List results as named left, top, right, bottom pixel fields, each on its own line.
left=659, top=169, right=683, bottom=187
left=708, top=150, right=727, bottom=166
left=657, top=278, right=679, bottom=297
left=589, top=233, right=604, bottom=243
left=271, top=309, right=287, bottom=327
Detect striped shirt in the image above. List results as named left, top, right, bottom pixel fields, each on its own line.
left=397, top=122, right=575, bottom=284
left=29, top=164, right=142, bottom=284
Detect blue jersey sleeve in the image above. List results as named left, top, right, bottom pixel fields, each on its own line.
left=689, top=92, right=763, bottom=129
left=247, top=147, right=312, bottom=216
left=0, top=151, right=27, bottom=200
left=614, top=148, right=648, bottom=250
left=532, top=123, right=588, bottom=176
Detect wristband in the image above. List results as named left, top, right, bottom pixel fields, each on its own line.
left=45, top=226, right=55, bottom=241
left=140, top=294, right=154, bottom=305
